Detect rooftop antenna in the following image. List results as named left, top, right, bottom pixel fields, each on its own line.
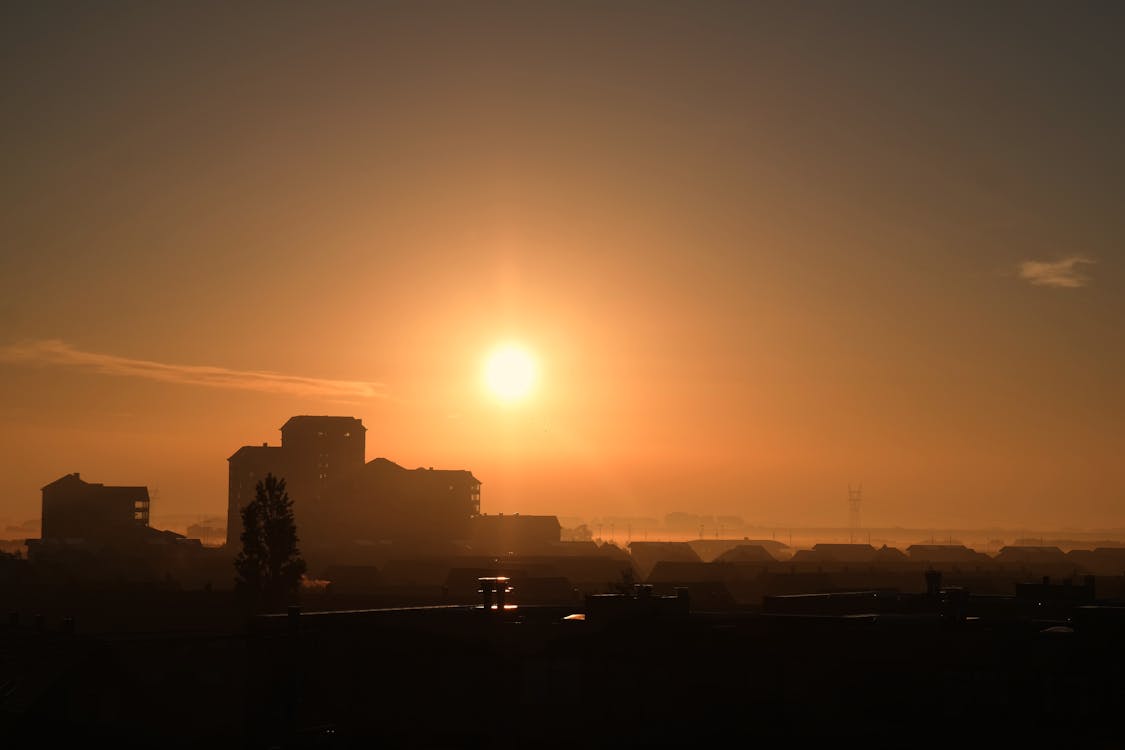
left=848, top=484, right=863, bottom=544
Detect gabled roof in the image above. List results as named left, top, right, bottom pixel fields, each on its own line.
left=814, top=543, right=877, bottom=552
left=367, top=457, right=405, bottom=471
left=41, top=473, right=148, bottom=499
left=412, top=467, right=479, bottom=482
left=227, top=444, right=285, bottom=461
left=364, top=457, right=479, bottom=483
left=872, top=545, right=909, bottom=562
left=41, top=473, right=86, bottom=491
left=715, top=544, right=777, bottom=563
left=281, top=415, right=366, bottom=431
left=906, top=544, right=992, bottom=563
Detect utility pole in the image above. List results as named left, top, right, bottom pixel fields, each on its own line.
left=848, top=484, right=863, bottom=544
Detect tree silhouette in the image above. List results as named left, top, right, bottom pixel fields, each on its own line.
left=234, top=473, right=306, bottom=608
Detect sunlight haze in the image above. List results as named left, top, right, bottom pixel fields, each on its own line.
left=1, top=2, right=1123, bottom=535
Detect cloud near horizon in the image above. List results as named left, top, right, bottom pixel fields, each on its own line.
left=1017, top=256, right=1095, bottom=288
left=0, top=340, right=387, bottom=399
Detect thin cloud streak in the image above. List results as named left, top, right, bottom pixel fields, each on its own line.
left=0, top=340, right=387, bottom=399
left=1018, top=256, right=1095, bottom=288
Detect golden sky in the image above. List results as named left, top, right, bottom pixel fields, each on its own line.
left=2, top=3, right=1123, bottom=531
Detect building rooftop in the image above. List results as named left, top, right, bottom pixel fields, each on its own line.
left=280, top=415, right=366, bottom=431
left=365, top=457, right=479, bottom=482
left=227, top=444, right=285, bottom=461
left=41, top=472, right=149, bottom=499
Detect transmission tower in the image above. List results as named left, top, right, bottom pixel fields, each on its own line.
left=848, top=484, right=862, bottom=544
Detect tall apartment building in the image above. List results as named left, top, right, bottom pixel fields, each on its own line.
left=226, top=416, right=365, bottom=547
left=226, top=416, right=480, bottom=554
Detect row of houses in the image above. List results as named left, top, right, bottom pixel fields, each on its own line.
left=628, top=540, right=1125, bottom=575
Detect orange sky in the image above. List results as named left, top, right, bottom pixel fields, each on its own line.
left=2, top=3, right=1124, bottom=533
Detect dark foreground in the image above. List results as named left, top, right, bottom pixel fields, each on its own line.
left=3, top=586, right=1125, bottom=748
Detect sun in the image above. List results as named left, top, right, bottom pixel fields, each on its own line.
left=483, top=344, right=537, bottom=403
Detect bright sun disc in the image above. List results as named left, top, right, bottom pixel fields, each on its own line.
left=484, top=345, right=537, bottom=403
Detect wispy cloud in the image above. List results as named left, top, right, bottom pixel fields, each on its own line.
left=0, top=340, right=386, bottom=399
left=1017, top=256, right=1095, bottom=288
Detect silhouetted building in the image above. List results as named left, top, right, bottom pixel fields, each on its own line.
left=628, top=542, right=701, bottom=579
left=27, top=473, right=221, bottom=583
left=811, top=543, right=882, bottom=563
left=40, top=473, right=149, bottom=543
left=906, top=543, right=994, bottom=566
left=227, top=444, right=287, bottom=546
left=995, top=545, right=1069, bottom=566
left=227, top=416, right=366, bottom=546
left=872, top=544, right=909, bottom=563
left=1015, top=575, right=1096, bottom=604
left=228, top=418, right=481, bottom=556
left=279, top=415, right=367, bottom=513
left=469, top=513, right=560, bottom=555
left=714, top=544, right=777, bottom=563
left=688, top=537, right=789, bottom=562
left=1068, top=547, right=1125, bottom=575
left=324, top=458, right=480, bottom=547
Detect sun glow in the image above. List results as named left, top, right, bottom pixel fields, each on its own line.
left=483, top=344, right=537, bottom=403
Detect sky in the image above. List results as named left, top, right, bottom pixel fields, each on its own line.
left=2, top=2, right=1124, bottom=533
